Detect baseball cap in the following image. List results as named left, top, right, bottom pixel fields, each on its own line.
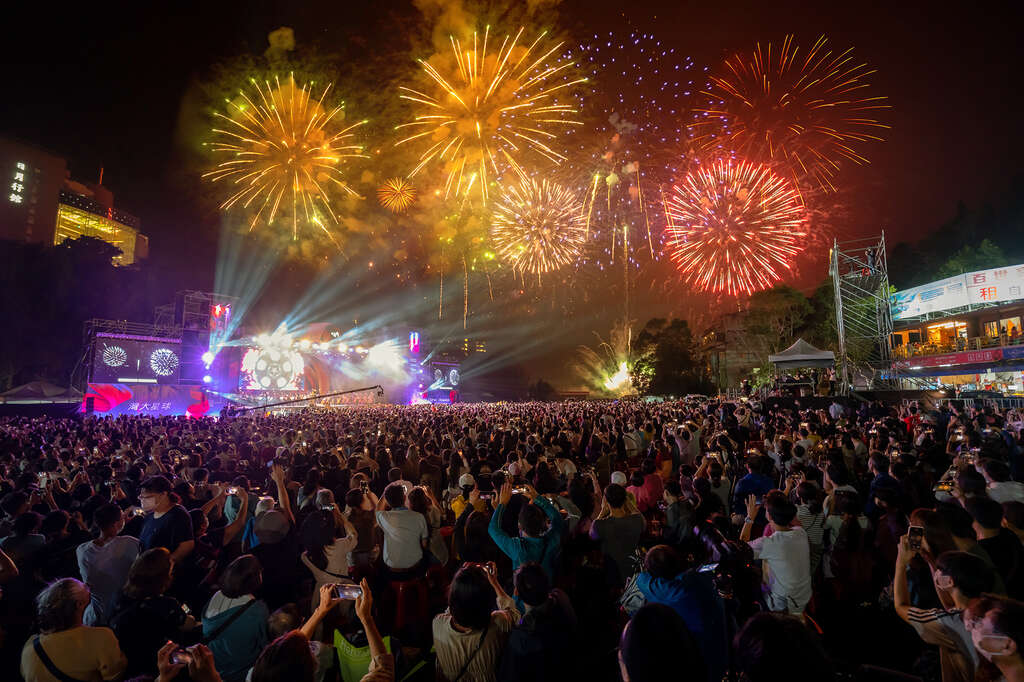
left=610, top=471, right=627, bottom=486
left=458, top=473, right=475, bottom=488
left=254, top=509, right=290, bottom=544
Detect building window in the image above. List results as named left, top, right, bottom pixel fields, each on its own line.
left=984, top=321, right=1000, bottom=338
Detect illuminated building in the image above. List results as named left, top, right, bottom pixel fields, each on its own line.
left=890, top=265, right=1024, bottom=394
left=55, top=189, right=145, bottom=265
left=0, top=138, right=66, bottom=243
left=0, top=136, right=147, bottom=265
left=461, top=338, right=487, bottom=355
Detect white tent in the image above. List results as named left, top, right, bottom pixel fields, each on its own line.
left=0, top=381, right=82, bottom=404
left=768, top=339, right=836, bottom=370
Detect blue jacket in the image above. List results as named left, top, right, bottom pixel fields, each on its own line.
left=488, top=495, right=564, bottom=579
left=732, top=473, right=775, bottom=514
left=635, top=570, right=728, bottom=682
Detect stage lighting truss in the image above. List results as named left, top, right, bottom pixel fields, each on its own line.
left=102, top=345, right=128, bottom=368
left=149, top=348, right=180, bottom=377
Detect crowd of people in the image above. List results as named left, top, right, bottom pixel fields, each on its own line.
left=0, top=396, right=1023, bottom=682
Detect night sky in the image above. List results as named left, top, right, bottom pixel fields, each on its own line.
left=4, top=0, right=1023, bottom=380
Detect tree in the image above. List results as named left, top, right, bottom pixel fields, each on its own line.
left=744, top=285, right=813, bottom=353
left=629, top=318, right=712, bottom=396
left=0, top=237, right=157, bottom=390
left=934, top=239, right=1009, bottom=279
left=528, top=379, right=557, bottom=401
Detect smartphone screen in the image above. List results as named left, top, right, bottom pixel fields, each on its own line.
left=908, top=525, right=924, bottom=552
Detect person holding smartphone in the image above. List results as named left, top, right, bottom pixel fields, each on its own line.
left=432, top=562, right=520, bottom=682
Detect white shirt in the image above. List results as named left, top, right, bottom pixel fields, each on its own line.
left=749, top=527, right=813, bottom=614
left=76, top=536, right=140, bottom=626
left=988, top=481, right=1024, bottom=504
left=375, top=509, right=428, bottom=570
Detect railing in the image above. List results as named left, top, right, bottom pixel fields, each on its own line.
left=892, top=334, right=1024, bottom=359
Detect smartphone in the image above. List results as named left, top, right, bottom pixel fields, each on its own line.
left=170, top=650, right=193, bottom=665
left=335, top=583, right=363, bottom=600
left=512, top=487, right=528, bottom=495
left=132, top=508, right=145, bottom=518
left=908, top=525, right=924, bottom=552
left=320, top=504, right=336, bottom=511
left=697, top=562, right=719, bottom=573
left=360, top=481, right=369, bottom=492
left=227, top=487, right=238, bottom=496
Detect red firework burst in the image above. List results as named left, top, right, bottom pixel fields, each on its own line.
left=664, top=160, right=806, bottom=296
left=690, top=35, right=889, bottom=191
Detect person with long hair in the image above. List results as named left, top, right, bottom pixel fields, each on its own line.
left=794, top=481, right=827, bottom=577
left=409, top=486, right=450, bottom=566
left=823, top=492, right=872, bottom=602
left=110, top=547, right=198, bottom=677
left=433, top=563, right=520, bottom=682
left=343, top=485, right=379, bottom=573
left=300, top=490, right=359, bottom=607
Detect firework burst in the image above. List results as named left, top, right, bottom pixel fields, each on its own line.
left=574, top=319, right=637, bottom=397
left=203, top=74, right=368, bottom=242
left=396, top=27, right=586, bottom=202
left=664, top=160, right=806, bottom=296
left=491, top=177, right=586, bottom=278
left=690, top=35, right=889, bottom=191
left=377, top=177, right=417, bottom=212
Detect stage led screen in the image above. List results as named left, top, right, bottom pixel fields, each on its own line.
left=91, top=335, right=181, bottom=384
left=82, top=383, right=227, bottom=417
left=239, top=346, right=305, bottom=391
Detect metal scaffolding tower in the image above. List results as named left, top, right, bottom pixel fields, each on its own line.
left=831, top=233, right=897, bottom=394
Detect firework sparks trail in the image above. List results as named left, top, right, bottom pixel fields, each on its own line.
left=203, top=74, right=368, bottom=243
left=664, top=159, right=806, bottom=297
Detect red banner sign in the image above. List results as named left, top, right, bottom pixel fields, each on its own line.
left=911, top=349, right=1003, bottom=368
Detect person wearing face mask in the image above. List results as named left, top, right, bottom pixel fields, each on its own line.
left=894, top=538, right=999, bottom=682
left=964, top=594, right=1024, bottom=681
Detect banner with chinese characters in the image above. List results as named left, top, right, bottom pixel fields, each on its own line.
left=81, top=383, right=229, bottom=417
left=964, top=265, right=1024, bottom=306
left=891, top=264, right=1024, bottom=320
left=890, top=274, right=969, bottom=320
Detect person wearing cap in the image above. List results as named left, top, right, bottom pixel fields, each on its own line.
left=610, top=470, right=640, bottom=512
left=249, top=464, right=300, bottom=608
left=451, top=473, right=488, bottom=518
left=138, top=476, right=194, bottom=564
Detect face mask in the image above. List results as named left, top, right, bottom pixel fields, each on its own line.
left=971, top=629, right=1011, bottom=662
